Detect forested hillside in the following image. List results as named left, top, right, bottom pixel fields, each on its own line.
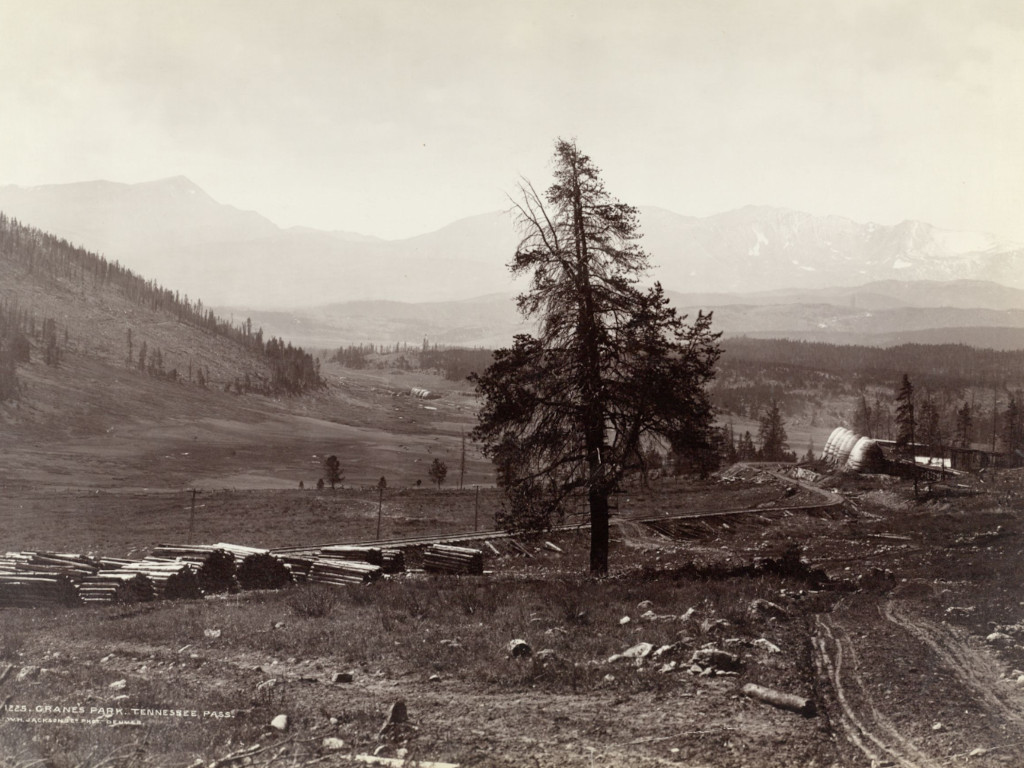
left=714, top=337, right=1024, bottom=453
left=0, top=213, right=322, bottom=406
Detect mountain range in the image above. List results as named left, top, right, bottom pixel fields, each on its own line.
left=2, top=176, right=1024, bottom=348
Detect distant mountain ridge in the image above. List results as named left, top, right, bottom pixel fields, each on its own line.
left=2, top=177, right=1023, bottom=310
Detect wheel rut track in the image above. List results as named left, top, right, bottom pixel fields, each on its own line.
left=815, top=599, right=1024, bottom=767
left=815, top=612, right=942, bottom=768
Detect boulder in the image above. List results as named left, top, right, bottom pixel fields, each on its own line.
left=507, top=639, right=532, bottom=658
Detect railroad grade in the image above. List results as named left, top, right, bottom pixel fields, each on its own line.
left=272, top=463, right=845, bottom=556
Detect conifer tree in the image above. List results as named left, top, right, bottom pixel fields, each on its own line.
left=472, top=139, right=720, bottom=574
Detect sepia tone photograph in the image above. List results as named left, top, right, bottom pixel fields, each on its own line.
left=2, top=1, right=1024, bottom=766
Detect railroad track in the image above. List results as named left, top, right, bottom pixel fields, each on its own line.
left=273, top=463, right=845, bottom=556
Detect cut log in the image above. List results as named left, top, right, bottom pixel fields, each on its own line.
left=741, top=683, right=816, bottom=716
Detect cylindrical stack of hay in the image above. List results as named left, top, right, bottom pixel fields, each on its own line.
left=79, top=571, right=155, bottom=604
left=423, top=544, right=484, bottom=575
left=0, top=573, right=80, bottom=608
left=149, top=545, right=237, bottom=593
left=308, top=558, right=382, bottom=586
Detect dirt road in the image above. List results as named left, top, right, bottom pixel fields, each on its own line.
left=815, top=594, right=1024, bottom=767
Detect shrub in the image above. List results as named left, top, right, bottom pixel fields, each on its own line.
left=286, top=584, right=338, bottom=618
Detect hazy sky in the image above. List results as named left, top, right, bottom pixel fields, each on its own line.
left=3, top=0, right=1023, bottom=241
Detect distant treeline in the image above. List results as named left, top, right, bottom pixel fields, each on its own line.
left=720, top=337, right=1024, bottom=390
left=331, top=342, right=494, bottom=382
left=0, top=212, right=322, bottom=399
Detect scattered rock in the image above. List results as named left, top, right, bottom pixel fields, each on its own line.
left=15, top=666, right=39, bottom=682
left=748, top=599, right=790, bottom=620
left=608, top=642, right=654, bottom=664
left=535, top=648, right=559, bottom=664
left=100, top=655, right=113, bottom=664
left=619, top=616, right=631, bottom=626
left=428, top=674, right=442, bottom=682
left=651, top=643, right=680, bottom=659
left=322, top=737, right=345, bottom=751
left=986, top=632, right=1014, bottom=647
left=679, top=607, right=696, bottom=621
left=658, top=661, right=678, bottom=674
left=507, top=639, right=532, bottom=658
left=945, top=606, right=976, bottom=617
left=752, top=638, right=782, bottom=654
left=439, top=639, right=463, bottom=649
left=969, top=747, right=988, bottom=757
left=603, top=673, right=616, bottom=682
left=108, top=679, right=127, bottom=691
left=932, top=722, right=944, bottom=731
left=332, top=671, right=354, bottom=684
left=204, top=628, right=222, bottom=639
left=689, top=647, right=741, bottom=672
left=270, top=714, right=289, bottom=731
left=637, top=600, right=654, bottom=613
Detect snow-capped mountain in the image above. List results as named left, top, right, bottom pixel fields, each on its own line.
left=1, top=179, right=1022, bottom=308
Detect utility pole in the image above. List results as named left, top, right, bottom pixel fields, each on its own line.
left=376, top=476, right=387, bottom=540
left=910, top=402, right=918, bottom=501
left=187, top=488, right=201, bottom=544
left=459, top=430, right=466, bottom=491
left=474, top=484, right=480, bottom=532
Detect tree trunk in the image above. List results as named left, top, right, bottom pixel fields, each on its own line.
left=589, top=487, right=609, bottom=574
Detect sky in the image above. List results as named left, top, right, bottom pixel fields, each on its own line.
left=2, top=0, right=1024, bottom=241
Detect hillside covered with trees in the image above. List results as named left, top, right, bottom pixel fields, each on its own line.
left=0, top=212, right=322, bottom=406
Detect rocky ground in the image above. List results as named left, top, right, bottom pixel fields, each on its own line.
left=1, top=465, right=1023, bottom=767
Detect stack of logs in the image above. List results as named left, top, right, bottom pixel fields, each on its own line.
left=105, top=559, right=204, bottom=600
left=0, top=539, right=486, bottom=608
left=0, top=552, right=97, bottom=608
left=320, top=545, right=406, bottom=574
left=149, top=545, right=239, bottom=593
left=278, top=555, right=315, bottom=584
left=422, top=544, right=485, bottom=575
left=308, top=558, right=382, bottom=586
left=79, top=571, right=155, bottom=604
left=216, top=543, right=293, bottom=590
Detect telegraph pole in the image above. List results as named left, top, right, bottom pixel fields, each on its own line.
left=187, top=488, right=201, bottom=544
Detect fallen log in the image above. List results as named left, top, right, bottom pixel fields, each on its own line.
left=741, top=683, right=816, bottom=716
left=353, top=755, right=459, bottom=768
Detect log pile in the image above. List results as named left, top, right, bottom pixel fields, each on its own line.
left=236, top=553, right=293, bottom=590
left=79, top=571, right=156, bottom=604
left=309, top=558, right=383, bottom=586
left=278, top=555, right=315, bottom=583
left=0, top=574, right=80, bottom=607
left=320, top=545, right=383, bottom=566
left=422, top=545, right=484, bottom=575
left=116, top=560, right=203, bottom=600
left=381, top=549, right=405, bottom=574
left=319, top=545, right=406, bottom=574
left=150, top=545, right=237, bottom=593
left=1, top=551, right=100, bottom=582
